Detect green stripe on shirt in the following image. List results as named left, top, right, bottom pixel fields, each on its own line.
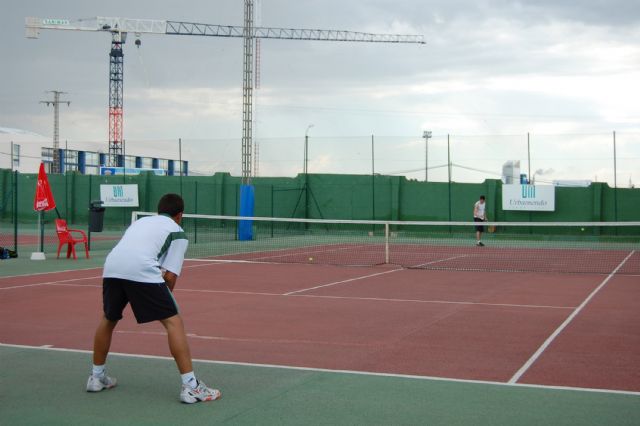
left=157, top=231, right=188, bottom=259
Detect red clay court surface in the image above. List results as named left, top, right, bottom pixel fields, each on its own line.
left=1, top=259, right=639, bottom=393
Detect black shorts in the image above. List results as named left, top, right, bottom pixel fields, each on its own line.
left=474, top=217, right=485, bottom=232
left=103, top=277, right=179, bottom=324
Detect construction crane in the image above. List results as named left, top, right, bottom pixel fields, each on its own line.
left=253, top=0, right=263, bottom=178
left=26, top=6, right=425, bottom=180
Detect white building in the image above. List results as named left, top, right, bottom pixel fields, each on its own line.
left=502, top=160, right=521, bottom=184
left=0, top=127, right=50, bottom=173
left=1, top=127, right=187, bottom=175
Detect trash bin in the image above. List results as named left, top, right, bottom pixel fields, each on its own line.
left=89, top=200, right=105, bottom=232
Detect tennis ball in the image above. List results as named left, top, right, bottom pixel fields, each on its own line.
left=308, top=257, right=314, bottom=261
left=581, top=227, right=585, bottom=231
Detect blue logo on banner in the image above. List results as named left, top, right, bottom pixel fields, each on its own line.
left=521, top=185, right=536, bottom=198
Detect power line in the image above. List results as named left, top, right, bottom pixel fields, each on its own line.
left=259, top=103, right=640, bottom=122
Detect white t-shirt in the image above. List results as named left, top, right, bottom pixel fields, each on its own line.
left=474, top=200, right=486, bottom=220
left=103, top=214, right=188, bottom=283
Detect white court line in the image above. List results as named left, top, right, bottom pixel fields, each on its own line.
left=283, top=268, right=403, bottom=296
left=0, top=261, right=593, bottom=310
left=0, top=266, right=102, bottom=280
left=0, top=261, right=225, bottom=291
left=252, top=245, right=354, bottom=261
left=508, top=250, right=636, bottom=384
left=1, top=342, right=639, bottom=396
left=185, top=258, right=282, bottom=266
left=187, top=258, right=265, bottom=263
left=201, top=241, right=335, bottom=259
left=182, top=261, right=239, bottom=269
left=411, top=254, right=470, bottom=268
left=178, top=288, right=280, bottom=297
left=116, top=330, right=379, bottom=348
left=290, top=294, right=575, bottom=310
left=48, top=283, right=101, bottom=288
left=169, top=287, right=576, bottom=309
left=0, top=275, right=103, bottom=290
left=0, top=260, right=570, bottom=311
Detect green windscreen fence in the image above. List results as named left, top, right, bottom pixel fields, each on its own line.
left=0, top=170, right=18, bottom=255
left=3, top=168, right=640, bottom=259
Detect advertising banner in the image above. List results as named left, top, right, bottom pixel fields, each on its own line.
left=502, top=184, right=555, bottom=211
left=100, top=184, right=139, bottom=207
left=100, top=167, right=166, bottom=176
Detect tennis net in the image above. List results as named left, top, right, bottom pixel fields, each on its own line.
left=132, top=212, right=640, bottom=275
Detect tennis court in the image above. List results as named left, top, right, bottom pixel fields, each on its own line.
left=1, top=216, right=640, bottom=424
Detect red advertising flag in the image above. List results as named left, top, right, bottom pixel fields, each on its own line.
left=34, top=162, right=56, bottom=211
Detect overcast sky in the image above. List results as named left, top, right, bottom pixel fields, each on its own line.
left=1, top=0, right=639, bottom=184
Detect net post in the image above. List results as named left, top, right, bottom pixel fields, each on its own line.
left=384, top=222, right=389, bottom=264
left=194, top=181, right=199, bottom=244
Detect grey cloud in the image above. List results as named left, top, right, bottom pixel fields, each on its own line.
left=2, top=0, right=639, bottom=145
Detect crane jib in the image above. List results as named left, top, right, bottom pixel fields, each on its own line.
left=164, top=21, right=425, bottom=44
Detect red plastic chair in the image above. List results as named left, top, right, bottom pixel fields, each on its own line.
left=55, top=219, right=89, bottom=259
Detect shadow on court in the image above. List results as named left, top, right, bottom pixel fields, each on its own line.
left=2, top=345, right=639, bottom=425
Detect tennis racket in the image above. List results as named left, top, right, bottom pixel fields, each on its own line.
left=485, top=217, right=496, bottom=233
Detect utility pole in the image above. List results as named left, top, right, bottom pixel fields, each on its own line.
left=40, top=90, right=70, bottom=173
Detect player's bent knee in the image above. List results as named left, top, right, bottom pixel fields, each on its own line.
left=101, top=316, right=119, bottom=328
left=160, top=314, right=183, bottom=329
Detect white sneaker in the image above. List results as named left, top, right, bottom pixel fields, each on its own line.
left=180, top=381, right=222, bottom=404
left=86, top=375, right=117, bottom=392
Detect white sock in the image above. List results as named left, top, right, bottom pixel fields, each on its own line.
left=181, top=372, right=198, bottom=389
left=92, top=364, right=106, bottom=378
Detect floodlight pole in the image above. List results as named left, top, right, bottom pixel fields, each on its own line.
left=423, top=130, right=432, bottom=182
left=179, top=137, right=183, bottom=195
left=613, top=130, right=618, bottom=221
left=304, top=124, right=314, bottom=176
left=447, top=134, right=452, bottom=222
left=527, top=132, right=531, bottom=184
left=372, top=134, right=375, bottom=222
left=304, top=124, right=314, bottom=220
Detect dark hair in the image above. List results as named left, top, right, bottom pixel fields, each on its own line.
left=157, top=193, right=184, bottom=217
left=479, top=195, right=486, bottom=200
